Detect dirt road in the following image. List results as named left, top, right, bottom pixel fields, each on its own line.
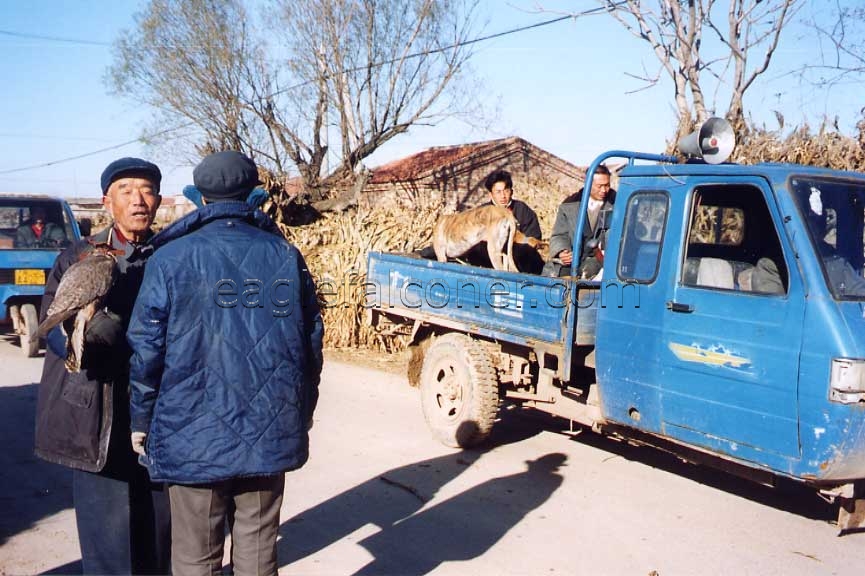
left=1, top=334, right=863, bottom=575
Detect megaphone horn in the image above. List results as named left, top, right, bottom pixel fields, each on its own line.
left=677, top=117, right=736, bottom=164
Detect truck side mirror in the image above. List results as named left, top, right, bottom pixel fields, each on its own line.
left=77, top=218, right=92, bottom=237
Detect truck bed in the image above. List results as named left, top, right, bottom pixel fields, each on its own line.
left=366, top=251, right=597, bottom=355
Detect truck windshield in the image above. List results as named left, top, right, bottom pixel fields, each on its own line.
left=791, top=177, right=865, bottom=300
left=0, top=200, right=73, bottom=250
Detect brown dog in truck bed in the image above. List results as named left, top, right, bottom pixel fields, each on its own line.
left=432, top=204, right=544, bottom=272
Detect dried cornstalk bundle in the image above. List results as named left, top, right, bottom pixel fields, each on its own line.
left=734, top=118, right=865, bottom=172
left=275, top=203, right=443, bottom=351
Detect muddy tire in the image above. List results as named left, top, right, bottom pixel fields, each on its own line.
left=407, top=337, right=432, bottom=388
left=19, top=303, right=40, bottom=357
left=419, top=333, right=499, bottom=447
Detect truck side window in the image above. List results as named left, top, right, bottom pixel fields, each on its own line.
left=617, top=192, right=668, bottom=283
left=683, top=185, right=788, bottom=294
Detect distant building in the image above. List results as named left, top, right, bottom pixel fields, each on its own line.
left=363, top=136, right=585, bottom=210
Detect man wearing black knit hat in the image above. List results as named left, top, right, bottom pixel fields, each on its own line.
left=129, top=150, right=323, bottom=576
left=34, top=157, right=171, bottom=574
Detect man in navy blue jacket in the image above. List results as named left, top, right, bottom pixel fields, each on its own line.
left=128, top=151, right=324, bottom=576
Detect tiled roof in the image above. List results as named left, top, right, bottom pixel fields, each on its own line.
left=370, top=137, right=521, bottom=183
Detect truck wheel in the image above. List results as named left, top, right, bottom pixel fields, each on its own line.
left=419, top=333, right=499, bottom=447
left=19, top=303, right=40, bottom=357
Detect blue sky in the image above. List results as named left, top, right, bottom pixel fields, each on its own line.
left=0, top=0, right=860, bottom=199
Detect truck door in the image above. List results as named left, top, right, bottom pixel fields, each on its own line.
left=660, top=179, right=804, bottom=459
left=595, top=185, right=678, bottom=435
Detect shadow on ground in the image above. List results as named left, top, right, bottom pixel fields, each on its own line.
left=278, top=410, right=564, bottom=575
left=513, top=409, right=838, bottom=524
left=0, top=383, right=74, bottom=546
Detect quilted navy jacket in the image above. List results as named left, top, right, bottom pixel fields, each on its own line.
left=127, top=202, right=323, bottom=484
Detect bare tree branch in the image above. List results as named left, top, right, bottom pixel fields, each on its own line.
left=582, top=1, right=801, bottom=140
left=108, top=0, right=482, bottom=213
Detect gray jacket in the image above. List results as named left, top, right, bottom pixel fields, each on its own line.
left=544, top=193, right=614, bottom=276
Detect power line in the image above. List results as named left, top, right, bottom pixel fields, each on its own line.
left=0, top=132, right=118, bottom=143
left=0, top=4, right=621, bottom=175
left=269, top=12, right=579, bottom=97
left=0, top=29, right=111, bottom=46
left=0, top=124, right=192, bottom=175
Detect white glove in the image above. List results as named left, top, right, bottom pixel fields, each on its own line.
left=131, top=432, right=147, bottom=456
left=809, top=187, right=823, bottom=215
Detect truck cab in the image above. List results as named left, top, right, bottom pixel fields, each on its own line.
left=0, top=195, right=82, bottom=356
left=599, top=160, right=865, bottom=480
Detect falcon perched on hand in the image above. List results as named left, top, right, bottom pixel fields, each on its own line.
left=37, top=243, right=120, bottom=373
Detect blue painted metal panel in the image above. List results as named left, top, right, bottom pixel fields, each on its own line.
left=659, top=176, right=804, bottom=458
left=0, top=249, right=63, bottom=320
left=0, top=249, right=62, bottom=270
left=367, top=252, right=573, bottom=348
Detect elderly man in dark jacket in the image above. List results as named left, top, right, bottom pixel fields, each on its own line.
left=128, top=150, right=324, bottom=576
left=543, top=164, right=616, bottom=278
left=34, top=157, right=171, bottom=575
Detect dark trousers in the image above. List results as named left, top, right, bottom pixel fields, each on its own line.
left=73, top=468, right=171, bottom=575
left=168, top=474, right=285, bottom=576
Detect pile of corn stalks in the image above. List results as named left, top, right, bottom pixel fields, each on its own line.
left=733, top=117, right=865, bottom=171
left=274, top=201, right=440, bottom=351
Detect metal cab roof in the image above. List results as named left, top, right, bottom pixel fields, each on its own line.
left=618, top=159, right=865, bottom=185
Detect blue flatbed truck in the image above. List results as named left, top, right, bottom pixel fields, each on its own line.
left=367, top=128, right=865, bottom=531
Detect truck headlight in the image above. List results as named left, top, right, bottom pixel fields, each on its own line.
left=830, top=358, right=865, bottom=404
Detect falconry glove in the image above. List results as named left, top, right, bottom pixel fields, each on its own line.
left=84, top=310, right=124, bottom=348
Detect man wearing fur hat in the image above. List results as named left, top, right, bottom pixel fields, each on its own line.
left=128, top=150, right=324, bottom=576
left=34, top=157, right=171, bottom=574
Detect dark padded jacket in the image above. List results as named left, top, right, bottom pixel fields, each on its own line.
left=34, top=226, right=154, bottom=477
left=127, top=202, right=324, bottom=484
left=483, top=199, right=541, bottom=240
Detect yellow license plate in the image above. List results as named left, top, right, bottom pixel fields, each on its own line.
left=15, top=269, right=46, bottom=285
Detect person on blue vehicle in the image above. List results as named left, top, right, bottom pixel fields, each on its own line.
left=483, top=169, right=541, bottom=240
left=15, top=205, right=67, bottom=248
left=543, top=164, right=616, bottom=278
left=33, top=157, right=171, bottom=575
left=458, top=169, right=544, bottom=273
left=128, top=150, right=324, bottom=576
left=798, top=184, right=865, bottom=298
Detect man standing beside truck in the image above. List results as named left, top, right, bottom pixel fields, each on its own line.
left=33, top=157, right=171, bottom=575
left=128, top=151, right=323, bottom=576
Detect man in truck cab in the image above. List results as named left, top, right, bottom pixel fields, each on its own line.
left=543, top=164, right=615, bottom=278
left=798, top=182, right=865, bottom=297
left=15, top=206, right=67, bottom=248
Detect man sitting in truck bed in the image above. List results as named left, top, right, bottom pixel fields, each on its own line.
left=418, top=169, right=544, bottom=273
left=465, top=169, right=543, bottom=273
left=15, top=206, right=67, bottom=248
